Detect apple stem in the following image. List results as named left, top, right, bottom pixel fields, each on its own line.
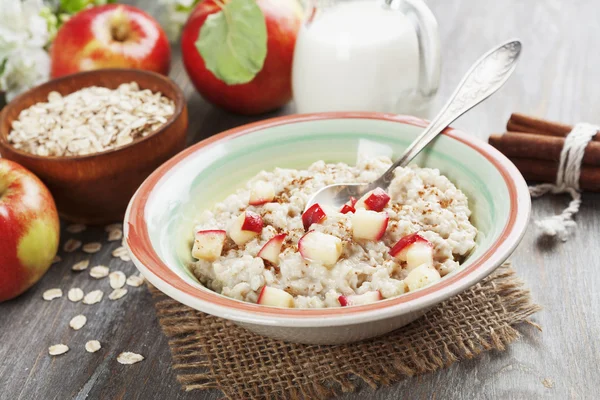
left=110, top=7, right=131, bottom=42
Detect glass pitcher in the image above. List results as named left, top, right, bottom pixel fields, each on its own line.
left=292, top=0, right=441, bottom=117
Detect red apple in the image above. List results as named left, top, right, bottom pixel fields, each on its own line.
left=249, top=181, right=275, bottom=206
left=229, top=211, right=263, bottom=245
left=181, top=0, right=303, bottom=115
left=298, top=231, right=342, bottom=266
left=302, top=203, right=326, bottom=231
left=192, top=230, right=226, bottom=261
left=0, top=160, right=60, bottom=302
left=389, top=233, right=434, bottom=271
left=50, top=4, right=171, bottom=78
left=351, top=210, right=388, bottom=240
left=258, top=233, right=286, bottom=265
left=338, top=291, right=382, bottom=307
left=355, top=188, right=391, bottom=212
left=257, top=286, right=294, bottom=307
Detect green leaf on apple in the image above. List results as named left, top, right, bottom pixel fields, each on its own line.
left=195, top=0, right=267, bottom=85
left=59, top=0, right=116, bottom=14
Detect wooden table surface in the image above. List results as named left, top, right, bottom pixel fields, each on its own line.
left=1, top=1, right=599, bottom=399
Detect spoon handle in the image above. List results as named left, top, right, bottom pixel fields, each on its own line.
left=378, top=39, right=522, bottom=185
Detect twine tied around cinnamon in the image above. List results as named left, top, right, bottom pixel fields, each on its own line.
left=528, top=122, right=599, bottom=241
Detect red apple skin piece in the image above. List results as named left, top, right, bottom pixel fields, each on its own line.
left=257, top=233, right=287, bottom=264
left=0, top=160, right=60, bottom=302
left=50, top=4, right=171, bottom=78
left=363, top=188, right=391, bottom=212
left=240, top=211, right=263, bottom=233
left=181, top=0, right=303, bottom=115
left=349, top=196, right=357, bottom=206
left=339, top=204, right=356, bottom=214
left=338, top=291, right=383, bottom=307
left=301, top=203, right=326, bottom=231
left=389, top=233, right=431, bottom=258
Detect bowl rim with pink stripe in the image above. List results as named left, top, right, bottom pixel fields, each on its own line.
left=124, top=112, right=530, bottom=333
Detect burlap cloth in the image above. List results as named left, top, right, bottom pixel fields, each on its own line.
left=150, top=262, right=541, bottom=399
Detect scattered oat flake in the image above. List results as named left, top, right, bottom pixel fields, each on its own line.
left=111, top=246, right=128, bottom=257
left=67, top=288, right=84, bottom=302
left=109, top=288, right=128, bottom=300
left=69, top=315, right=87, bottom=330
left=90, top=266, right=109, bottom=279
left=105, top=223, right=122, bottom=232
left=42, top=288, right=62, bottom=301
left=542, top=378, right=554, bottom=388
left=83, top=290, right=103, bottom=305
left=117, top=352, right=144, bottom=365
left=120, top=255, right=131, bottom=262
left=82, top=242, right=102, bottom=254
left=71, top=259, right=90, bottom=271
left=85, top=340, right=101, bottom=353
left=64, top=239, right=82, bottom=253
left=126, top=274, right=144, bottom=287
left=109, top=271, right=126, bottom=289
left=66, top=223, right=86, bottom=233
left=52, top=255, right=61, bottom=264
left=49, top=344, right=69, bottom=356
left=108, top=228, right=123, bottom=241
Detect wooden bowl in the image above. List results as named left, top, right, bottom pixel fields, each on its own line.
left=0, top=69, right=188, bottom=225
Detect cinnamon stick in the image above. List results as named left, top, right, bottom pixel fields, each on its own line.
left=508, top=157, right=600, bottom=192
left=489, top=132, right=600, bottom=167
left=507, top=113, right=600, bottom=142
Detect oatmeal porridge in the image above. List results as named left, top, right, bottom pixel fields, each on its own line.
left=190, top=156, right=477, bottom=308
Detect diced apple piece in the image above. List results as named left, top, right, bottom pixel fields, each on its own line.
left=192, top=230, right=226, bottom=261
left=354, top=188, right=390, bottom=212
left=389, top=233, right=433, bottom=270
left=338, top=290, right=382, bottom=307
left=404, top=264, right=441, bottom=292
left=257, top=286, right=294, bottom=308
left=340, top=204, right=356, bottom=214
left=351, top=210, right=389, bottom=240
left=349, top=196, right=357, bottom=206
left=405, top=241, right=434, bottom=271
left=229, top=211, right=263, bottom=246
left=258, top=233, right=287, bottom=265
left=302, top=203, right=326, bottom=230
left=298, top=231, right=342, bottom=266
left=249, top=181, right=275, bottom=206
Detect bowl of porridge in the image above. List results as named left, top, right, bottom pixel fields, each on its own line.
left=124, top=113, right=530, bottom=344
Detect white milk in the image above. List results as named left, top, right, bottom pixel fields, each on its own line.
left=292, top=1, right=426, bottom=115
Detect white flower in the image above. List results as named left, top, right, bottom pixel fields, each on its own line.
left=0, top=0, right=51, bottom=101
left=158, top=0, right=199, bottom=42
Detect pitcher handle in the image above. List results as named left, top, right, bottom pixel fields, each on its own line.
left=397, top=0, right=441, bottom=99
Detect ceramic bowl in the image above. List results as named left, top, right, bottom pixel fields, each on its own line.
left=0, top=69, right=187, bottom=224
left=124, top=113, right=530, bottom=345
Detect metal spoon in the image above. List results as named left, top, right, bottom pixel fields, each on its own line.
left=305, top=39, right=522, bottom=212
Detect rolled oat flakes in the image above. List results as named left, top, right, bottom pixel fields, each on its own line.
left=7, top=83, right=175, bottom=157
left=42, top=288, right=62, bottom=301
left=48, top=344, right=69, bottom=356
left=109, top=271, right=126, bottom=289
left=85, top=340, right=101, bottom=353
left=69, top=315, right=87, bottom=330
left=83, top=290, right=103, bottom=305
left=67, top=288, right=84, bottom=302
left=89, top=266, right=109, bottom=279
